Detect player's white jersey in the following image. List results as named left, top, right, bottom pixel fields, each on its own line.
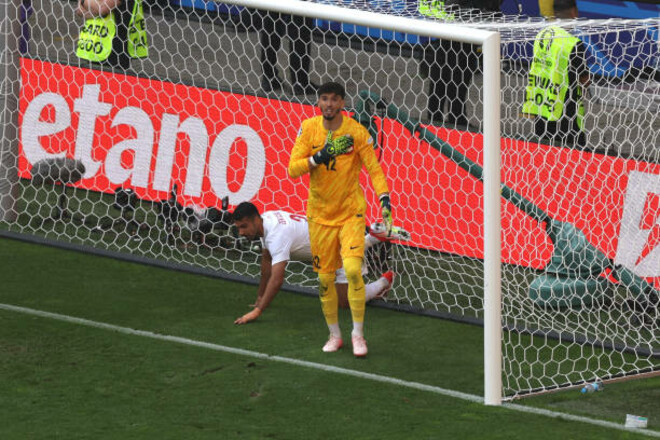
left=261, top=211, right=313, bottom=265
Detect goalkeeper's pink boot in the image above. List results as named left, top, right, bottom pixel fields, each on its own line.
left=369, top=222, right=411, bottom=242
left=322, top=335, right=343, bottom=353
left=375, top=271, right=395, bottom=298
left=352, top=335, right=368, bottom=357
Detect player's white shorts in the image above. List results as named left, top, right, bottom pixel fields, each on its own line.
left=335, top=262, right=368, bottom=284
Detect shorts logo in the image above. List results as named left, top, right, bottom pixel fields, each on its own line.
left=350, top=245, right=360, bottom=250
left=614, top=171, right=660, bottom=277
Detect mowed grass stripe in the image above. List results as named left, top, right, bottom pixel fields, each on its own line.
left=2, top=302, right=657, bottom=439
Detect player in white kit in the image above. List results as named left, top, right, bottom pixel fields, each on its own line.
left=231, top=202, right=410, bottom=324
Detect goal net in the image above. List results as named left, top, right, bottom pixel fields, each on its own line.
left=0, top=0, right=657, bottom=400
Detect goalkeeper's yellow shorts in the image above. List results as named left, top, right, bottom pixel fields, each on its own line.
left=308, top=218, right=365, bottom=274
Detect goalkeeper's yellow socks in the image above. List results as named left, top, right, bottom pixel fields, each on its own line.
left=343, top=257, right=366, bottom=328
left=318, top=272, right=339, bottom=326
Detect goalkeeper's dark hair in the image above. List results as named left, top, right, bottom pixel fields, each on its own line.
left=317, top=82, right=345, bottom=99
left=232, top=201, right=261, bottom=222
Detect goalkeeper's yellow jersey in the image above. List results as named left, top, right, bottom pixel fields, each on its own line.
left=288, top=115, right=389, bottom=226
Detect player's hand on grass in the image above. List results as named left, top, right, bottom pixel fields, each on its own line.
left=379, top=194, right=393, bottom=233
left=234, top=307, right=262, bottom=325
left=312, top=133, right=354, bottom=166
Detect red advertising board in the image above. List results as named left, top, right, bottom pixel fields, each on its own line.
left=19, top=58, right=316, bottom=213
left=19, top=59, right=660, bottom=284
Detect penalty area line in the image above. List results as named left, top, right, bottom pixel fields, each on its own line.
left=1, top=302, right=657, bottom=438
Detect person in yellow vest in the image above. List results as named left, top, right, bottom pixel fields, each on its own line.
left=522, top=0, right=590, bottom=147
left=76, top=0, right=148, bottom=70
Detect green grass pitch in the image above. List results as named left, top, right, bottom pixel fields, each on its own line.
left=0, top=237, right=658, bottom=439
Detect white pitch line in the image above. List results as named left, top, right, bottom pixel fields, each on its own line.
left=1, top=302, right=657, bottom=438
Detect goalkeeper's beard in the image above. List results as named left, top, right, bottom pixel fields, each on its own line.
left=322, top=108, right=341, bottom=121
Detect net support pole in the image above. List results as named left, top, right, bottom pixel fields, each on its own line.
left=482, top=32, right=502, bottom=406
left=0, top=0, right=21, bottom=222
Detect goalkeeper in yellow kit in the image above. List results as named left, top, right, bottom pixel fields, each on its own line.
left=288, top=81, right=393, bottom=357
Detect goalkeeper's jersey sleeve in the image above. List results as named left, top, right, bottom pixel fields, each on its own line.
left=288, top=115, right=389, bottom=226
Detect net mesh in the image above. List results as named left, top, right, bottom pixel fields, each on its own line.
left=1, top=0, right=658, bottom=398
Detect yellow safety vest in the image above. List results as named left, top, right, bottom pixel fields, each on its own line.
left=128, top=0, right=148, bottom=58
left=76, top=14, right=115, bottom=62
left=77, top=0, right=148, bottom=62
left=522, top=26, right=584, bottom=129
left=418, top=0, right=455, bottom=20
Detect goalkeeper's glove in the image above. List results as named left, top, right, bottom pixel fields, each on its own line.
left=379, top=194, right=393, bottom=233
left=330, top=134, right=354, bottom=155
left=311, top=133, right=354, bottom=166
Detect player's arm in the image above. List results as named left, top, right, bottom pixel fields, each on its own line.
left=356, top=131, right=392, bottom=228
left=357, top=133, right=389, bottom=196
left=255, top=260, right=287, bottom=311
left=574, top=42, right=590, bottom=88
left=289, top=126, right=354, bottom=175
left=252, top=247, right=273, bottom=306
left=288, top=124, right=313, bottom=178
left=235, top=249, right=288, bottom=324
left=308, top=132, right=354, bottom=169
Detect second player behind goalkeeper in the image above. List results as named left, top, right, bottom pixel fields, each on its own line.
left=232, top=202, right=410, bottom=325
left=288, top=81, right=396, bottom=357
